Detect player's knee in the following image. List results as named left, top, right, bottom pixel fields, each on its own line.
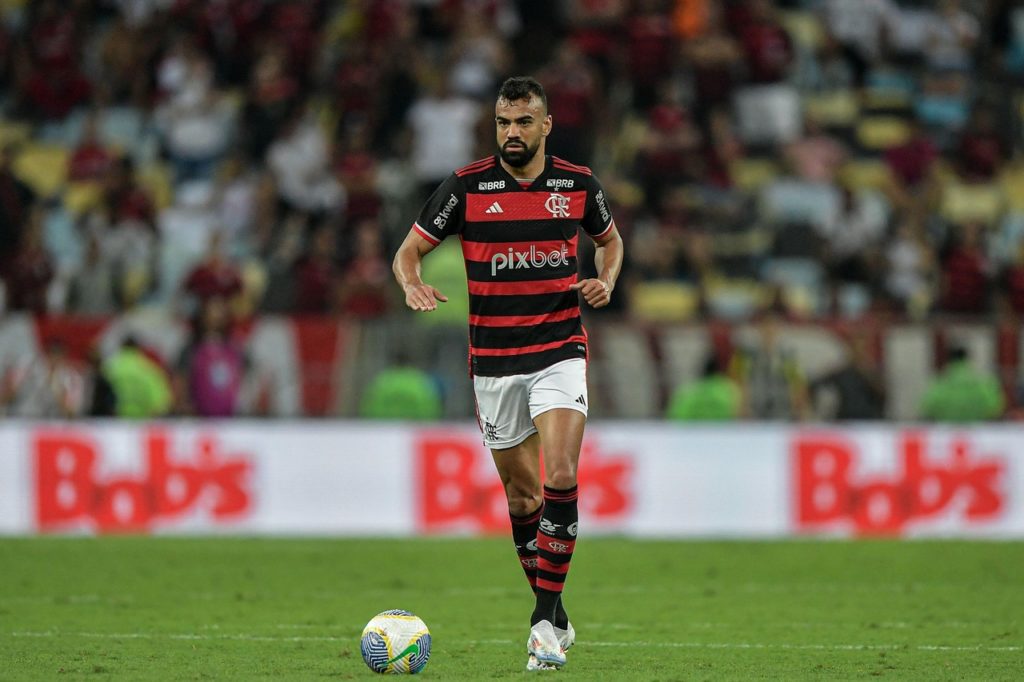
left=505, top=483, right=542, bottom=516
left=544, top=466, right=577, bottom=491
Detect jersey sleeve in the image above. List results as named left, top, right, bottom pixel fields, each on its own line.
left=411, top=174, right=465, bottom=245
left=581, top=174, right=615, bottom=241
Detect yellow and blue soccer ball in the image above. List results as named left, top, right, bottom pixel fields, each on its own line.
left=360, top=610, right=432, bottom=674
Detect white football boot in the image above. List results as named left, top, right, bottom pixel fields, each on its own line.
left=554, top=621, right=575, bottom=652
left=526, top=654, right=559, bottom=672
left=526, top=620, right=566, bottom=669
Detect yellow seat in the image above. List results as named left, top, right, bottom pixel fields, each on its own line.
left=0, top=119, right=31, bottom=148
left=856, top=117, right=911, bottom=150
left=13, top=143, right=69, bottom=198
left=803, top=91, right=859, bottom=128
left=63, top=181, right=104, bottom=216
left=779, top=11, right=825, bottom=51
left=730, top=158, right=779, bottom=191
left=630, top=280, right=699, bottom=322
left=940, top=181, right=1004, bottom=226
left=839, top=159, right=893, bottom=190
left=999, top=162, right=1024, bottom=212
left=137, top=162, right=174, bottom=210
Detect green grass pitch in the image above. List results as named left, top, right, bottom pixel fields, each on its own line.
left=1, top=537, right=1022, bottom=680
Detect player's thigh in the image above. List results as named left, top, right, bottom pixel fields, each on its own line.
left=490, top=433, right=543, bottom=514
left=529, top=359, right=589, bottom=487
left=533, top=408, right=586, bottom=488
left=473, top=372, right=536, bottom=449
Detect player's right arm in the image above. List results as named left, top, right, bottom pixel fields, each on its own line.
left=393, top=174, right=465, bottom=312
left=393, top=230, right=448, bottom=312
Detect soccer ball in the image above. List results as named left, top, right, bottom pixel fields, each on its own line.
left=360, top=610, right=432, bottom=674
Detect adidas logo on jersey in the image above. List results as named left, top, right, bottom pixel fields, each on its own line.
left=575, top=395, right=587, bottom=406
left=484, top=202, right=504, bottom=214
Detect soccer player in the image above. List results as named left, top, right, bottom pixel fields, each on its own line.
left=393, top=76, right=623, bottom=671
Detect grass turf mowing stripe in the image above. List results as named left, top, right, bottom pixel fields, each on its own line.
left=9, top=630, right=1022, bottom=653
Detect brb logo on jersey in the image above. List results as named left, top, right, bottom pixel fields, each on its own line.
left=491, top=244, right=569, bottom=276
left=545, top=193, right=571, bottom=218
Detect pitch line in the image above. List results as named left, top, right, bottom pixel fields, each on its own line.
left=7, top=631, right=1021, bottom=653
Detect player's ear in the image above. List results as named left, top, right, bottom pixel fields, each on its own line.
left=542, top=114, right=552, bottom=137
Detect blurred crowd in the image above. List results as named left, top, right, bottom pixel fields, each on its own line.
left=1, top=0, right=1022, bottom=420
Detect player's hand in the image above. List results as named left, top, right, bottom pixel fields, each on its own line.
left=570, top=278, right=612, bottom=308
left=403, top=283, right=448, bottom=311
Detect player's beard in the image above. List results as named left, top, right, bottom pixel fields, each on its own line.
left=499, top=138, right=540, bottom=168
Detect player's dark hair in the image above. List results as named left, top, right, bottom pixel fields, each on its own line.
left=497, top=76, right=547, bottom=112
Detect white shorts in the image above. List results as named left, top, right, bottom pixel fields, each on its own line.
left=473, top=358, right=588, bottom=450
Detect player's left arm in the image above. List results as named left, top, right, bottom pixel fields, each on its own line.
left=572, top=176, right=624, bottom=309
left=572, top=226, right=622, bottom=309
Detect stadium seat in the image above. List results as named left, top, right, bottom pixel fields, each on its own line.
left=0, top=120, right=31, bottom=147
left=863, top=69, right=916, bottom=112
left=999, top=162, right=1024, bottom=212
left=778, top=11, right=825, bottom=51
left=803, top=90, right=859, bottom=129
left=703, top=277, right=766, bottom=320
left=629, top=280, right=700, bottom=322
left=63, top=181, right=104, bottom=216
left=855, top=117, right=911, bottom=151
left=761, top=180, right=840, bottom=227
left=137, top=162, right=174, bottom=210
left=13, top=143, right=69, bottom=198
left=761, top=258, right=826, bottom=317
left=940, top=181, right=1004, bottom=226
left=729, top=158, right=780, bottom=192
left=838, top=159, right=893, bottom=191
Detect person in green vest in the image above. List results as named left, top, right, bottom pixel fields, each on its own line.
left=360, top=364, right=443, bottom=421
left=666, top=354, right=742, bottom=421
left=102, top=336, right=173, bottom=418
left=920, top=344, right=1005, bottom=422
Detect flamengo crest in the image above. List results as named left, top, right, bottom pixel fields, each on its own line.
left=545, top=193, right=570, bottom=218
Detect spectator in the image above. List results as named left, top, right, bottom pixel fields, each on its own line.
left=938, top=222, right=991, bottom=314
left=293, top=223, right=339, bottom=314
left=920, top=344, right=1004, bottom=422
left=884, top=218, right=936, bottom=316
left=153, top=48, right=237, bottom=183
left=810, top=332, right=886, bottom=420
left=0, top=339, right=85, bottom=417
left=1, top=202, right=54, bottom=313
left=360, top=364, right=443, bottom=420
left=266, top=99, right=346, bottom=216
left=0, top=145, right=35, bottom=270
left=405, top=71, right=481, bottom=201
left=730, top=312, right=811, bottom=420
left=337, top=218, right=393, bottom=319
left=102, top=336, right=173, bottom=419
left=67, top=232, right=117, bottom=315
left=68, top=112, right=114, bottom=183
left=175, top=296, right=248, bottom=417
left=666, top=354, right=742, bottom=421
left=182, top=231, right=244, bottom=310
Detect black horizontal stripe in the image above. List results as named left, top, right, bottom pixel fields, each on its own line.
left=469, top=291, right=578, bottom=316
left=462, top=221, right=581, bottom=243
left=472, top=344, right=585, bottom=377
left=464, top=259, right=577, bottom=282
left=471, top=318, right=583, bottom=350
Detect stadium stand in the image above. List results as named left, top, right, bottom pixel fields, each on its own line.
left=0, top=0, right=1019, bottom=421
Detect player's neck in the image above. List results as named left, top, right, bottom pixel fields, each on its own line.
left=500, top=153, right=546, bottom=182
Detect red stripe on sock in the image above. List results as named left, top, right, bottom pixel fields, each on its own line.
left=543, top=490, right=578, bottom=503
left=536, top=578, right=565, bottom=592
left=537, top=559, right=571, bottom=575
left=537, top=535, right=576, bottom=555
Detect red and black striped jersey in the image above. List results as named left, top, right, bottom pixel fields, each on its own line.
left=412, top=155, right=616, bottom=377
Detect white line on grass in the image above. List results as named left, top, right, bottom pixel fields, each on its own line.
left=7, top=631, right=1021, bottom=653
